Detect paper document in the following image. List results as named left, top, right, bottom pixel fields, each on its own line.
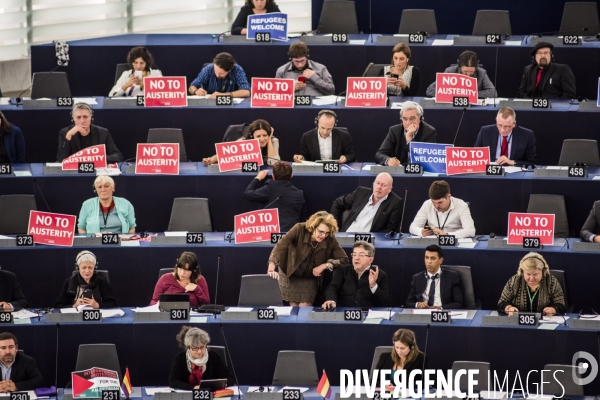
left=412, top=309, right=433, bottom=314
left=458, top=238, right=473, bottom=243
left=458, top=242, right=477, bottom=249
left=0, top=98, right=10, bottom=105
left=46, top=162, right=62, bottom=167
left=145, top=388, right=172, bottom=395
left=349, top=40, right=366, bottom=45
left=484, top=97, right=509, bottom=106
left=12, top=309, right=38, bottom=319
left=278, top=387, right=309, bottom=393
left=539, top=315, right=570, bottom=324
left=503, top=166, right=522, bottom=173
left=225, top=307, right=253, bottom=312
left=120, top=240, right=140, bottom=247
left=432, top=39, right=453, bottom=46
left=448, top=311, right=469, bottom=319
left=164, top=231, right=187, bottom=236
left=101, top=309, right=125, bottom=318
left=422, top=172, right=440, bottom=176
left=14, top=171, right=32, bottom=177
left=74, top=97, right=98, bottom=105
left=190, top=317, right=208, bottom=323
left=59, top=308, right=80, bottom=314
left=505, top=41, right=523, bottom=46
left=96, top=168, right=121, bottom=176
left=268, top=306, right=293, bottom=316
left=133, top=304, right=160, bottom=313
left=579, top=315, right=600, bottom=320
left=366, top=310, right=395, bottom=319
left=545, top=166, right=567, bottom=170
left=312, top=95, right=342, bottom=106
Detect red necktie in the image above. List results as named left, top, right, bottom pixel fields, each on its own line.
left=535, top=69, right=543, bottom=89
left=501, top=136, right=508, bottom=158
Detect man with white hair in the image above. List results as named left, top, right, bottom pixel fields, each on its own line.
left=375, top=101, right=437, bottom=165
left=330, top=172, right=403, bottom=232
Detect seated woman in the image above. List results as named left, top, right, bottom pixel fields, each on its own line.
left=202, top=119, right=280, bottom=166
left=55, top=251, right=118, bottom=309
left=231, top=0, right=281, bottom=35
left=498, top=252, right=565, bottom=316
left=266, top=211, right=348, bottom=306
left=78, top=175, right=136, bottom=234
left=375, top=329, right=426, bottom=390
left=150, top=252, right=210, bottom=307
left=169, top=326, right=233, bottom=390
left=109, top=46, right=162, bottom=97
left=0, top=111, right=25, bottom=163
left=383, top=43, right=420, bottom=96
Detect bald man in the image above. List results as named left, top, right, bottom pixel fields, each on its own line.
left=331, top=173, right=403, bottom=232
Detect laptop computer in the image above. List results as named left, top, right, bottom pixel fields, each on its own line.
left=159, top=294, right=190, bottom=312
left=199, top=379, right=227, bottom=390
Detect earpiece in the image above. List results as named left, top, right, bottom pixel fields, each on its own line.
left=314, top=109, right=338, bottom=127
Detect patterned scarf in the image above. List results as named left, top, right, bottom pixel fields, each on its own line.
left=186, top=348, right=209, bottom=386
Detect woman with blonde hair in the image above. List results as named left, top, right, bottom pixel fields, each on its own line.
left=267, top=211, right=348, bottom=306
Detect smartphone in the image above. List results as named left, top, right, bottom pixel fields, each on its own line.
left=82, top=289, right=93, bottom=299
left=390, top=74, right=400, bottom=79
left=424, top=224, right=431, bottom=230
left=297, top=76, right=306, bottom=83
left=134, top=70, right=143, bottom=79
left=370, top=265, right=377, bottom=272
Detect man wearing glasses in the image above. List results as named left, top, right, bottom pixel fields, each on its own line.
left=322, top=241, right=389, bottom=309
left=275, top=42, right=335, bottom=96
left=518, top=42, right=576, bottom=99
left=375, top=101, right=437, bottom=165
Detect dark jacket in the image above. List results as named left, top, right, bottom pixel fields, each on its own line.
left=169, top=350, right=234, bottom=390
left=375, top=122, right=437, bottom=165
left=244, top=178, right=308, bottom=232
left=474, top=125, right=536, bottom=166
left=581, top=200, right=600, bottom=242
left=231, top=4, right=282, bottom=35
left=54, top=272, right=118, bottom=308
left=1, top=126, right=26, bottom=163
left=331, top=187, right=403, bottom=232
left=0, top=270, right=27, bottom=311
left=10, top=352, right=44, bottom=391
left=518, top=62, right=576, bottom=99
left=300, top=128, right=356, bottom=162
left=375, top=351, right=427, bottom=383
left=325, top=264, right=389, bottom=307
left=404, top=268, right=464, bottom=309
left=426, top=66, right=497, bottom=98
left=57, top=124, right=123, bottom=163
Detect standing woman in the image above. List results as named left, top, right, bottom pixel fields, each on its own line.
left=267, top=211, right=348, bottom=306
left=384, top=43, right=420, bottom=96
left=375, top=329, right=427, bottom=389
left=109, top=46, right=162, bottom=97
left=231, top=0, right=281, bottom=35
left=0, top=111, right=25, bottom=163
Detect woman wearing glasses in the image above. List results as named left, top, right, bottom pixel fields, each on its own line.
left=267, top=211, right=348, bottom=306
left=169, top=326, right=233, bottom=390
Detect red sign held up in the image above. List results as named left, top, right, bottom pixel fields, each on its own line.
left=345, top=77, right=387, bottom=107
left=251, top=78, right=295, bottom=108
left=446, top=147, right=490, bottom=175
left=234, top=209, right=280, bottom=244
left=135, top=143, right=180, bottom=175
left=507, top=212, right=555, bottom=245
left=144, top=76, right=188, bottom=107
left=215, top=139, right=264, bottom=172
left=434, top=73, right=478, bottom=104
left=61, top=145, right=107, bottom=170
left=27, top=211, right=77, bottom=247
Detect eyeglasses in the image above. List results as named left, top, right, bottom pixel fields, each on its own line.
left=351, top=253, right=372, bottom=258
left=536, top=51, right=551, bottom=56
left=189, top=345, right=207, bottom=352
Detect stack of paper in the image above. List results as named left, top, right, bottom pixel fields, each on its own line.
left=133, top=304, right=160, bottom=313
left=13, top=309, right=39, bottom=319
left=268, top=306, right=293, bottom=316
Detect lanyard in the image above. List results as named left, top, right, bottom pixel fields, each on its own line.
left=435, top=210, right=451, bottom=231
left=527, top=286, right=539, bottom=311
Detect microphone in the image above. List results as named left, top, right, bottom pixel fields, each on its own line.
left=213, top=31, right=231, bottom=42
left=554, top=233, right=570, bottom=250
left=420, top=323, right=430, bottom=390
left=335, top=91, right=346, bottom=106
left=369, top=0, right=373, bottom=42
left=55, top=323, right=60, bottom=393
left=452, top=108, right=467, bottom=146
left=119, top=157, right=137, bottom=171
left=32, top=178, right=52, bottom=213
left=198, top=255, right=224, bottom=315
left=386, top=187, right=408, bottom=242
left=525, top=28, right=589, bottom=43
left=492, top=44, right=499, bottom=107
left=263, top=196, right=281, bottom=209
left=220, top=324, right=242, bottom=399
left=11, top=64, right=63, bottom=105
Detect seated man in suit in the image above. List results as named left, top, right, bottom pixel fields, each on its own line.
left=331, top=172, right=403, bottom=232
left=322, top=241, right=389, bottom=308
left=581, top=200, right=600, bottom=243
left=0, top=270, right=27, bottom=312
left=293, top=110, right=355, bottom=164
left=375, top=101, right=437, bottom=165
left=57, top=103, right=123, bottom=163
left=0, top=332, right=44, bottom=392
left=409, top=180, right=475, bottom=238
left=426, top=50, right=497, bottom=98
left=244, top=161, right=308, bottom=232
left=474, top=107, right=536, bottom=166
left=518, top=42, right=576, bottom=99
left=405, top=245, right=464, bottom=309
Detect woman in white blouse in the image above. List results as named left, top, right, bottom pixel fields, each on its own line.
left=109, top=46, right=162, bottom=97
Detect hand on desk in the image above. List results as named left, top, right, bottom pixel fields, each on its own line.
left=0, top=380, right=16, bottom=392
left=322, top=300, right=336, bottom=310
left=0, top=302, right=11, bottom=312
left=74, top=296, right=99, bottom=309
left=386, top=157, right=401, bottom=167
left=293, top=154, right=304, bottom=162
left=496, top=156, right=515, bottom=166
left=504, top=305, right=519, bottom=317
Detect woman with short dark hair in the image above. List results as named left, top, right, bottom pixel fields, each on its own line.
left=231, top=0, right=281, bottom=35
left=109, top=46, right=162, bottom=97
left=384, top=43, right=420, bottom=96
left=150, top=252, right=210, bottom=306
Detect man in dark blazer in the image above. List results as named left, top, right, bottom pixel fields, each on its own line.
left=0, top=332, right=44, bottom=391
left=331, top=172, right=402, bottom=232
left=0, top=270, right=27, bottom=312
left=293, top=110, right=355, bottom=163
left=56, top=103, right=123, bottom=163
left=405, top=245, right=464, bottom=309
left=474, top=107, right=536, bottom=166
left=518, top=42, right=576, bottom=99
left=322, top=241, right=389, bottom=308
left=375, top=101, right=437, bottom=165
left=244, top=161, right=307, bottom=232
left=580, top=200, right=600, bottom=243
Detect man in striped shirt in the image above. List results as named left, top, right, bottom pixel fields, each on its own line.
left=188, top=52, right=250, bottom=98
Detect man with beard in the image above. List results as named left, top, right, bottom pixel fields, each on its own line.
left=275, top=42, right=335, bottom=96
left=0, top=333, right=44, bottom=392
left=518, top=42, right=576, bottom=99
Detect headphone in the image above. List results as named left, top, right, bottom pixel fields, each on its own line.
left=75, top=250, right=97, bottom=270
left=71, top=102, right=94, bottom=123
left=288, top=43, right=310, bottom=61
left=175, top=257, right=199, bottom=273
left=399, top=101, right=424, bottom=122
left=531, top=46, right=555, bottom=63
left=518, top=254, right=549, bottom=276
left=213, top=54, right=235, bottom=70
left=314, top=109, right=338, bottom=126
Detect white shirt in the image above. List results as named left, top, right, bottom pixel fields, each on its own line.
left=347, top=194, right=389, bottom=232
left=408, top=196, right=476, bottom=238
left=317, top=132, right=333, bottom=160
left=109, top=68, right=163, bottom=97
left=421, top=269, right=442, bottom=307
